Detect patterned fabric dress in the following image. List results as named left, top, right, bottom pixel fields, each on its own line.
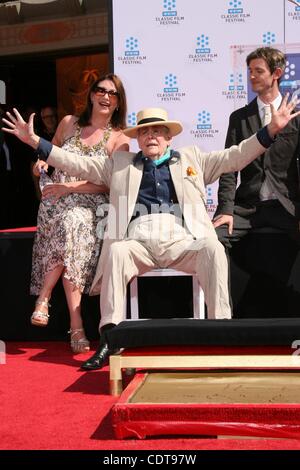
left=30, top=126, right=109, bottom=295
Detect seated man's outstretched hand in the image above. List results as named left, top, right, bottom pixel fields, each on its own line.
left=267, top=94, right=300, bottom=138
left=2, top=108, right=40, bottom=149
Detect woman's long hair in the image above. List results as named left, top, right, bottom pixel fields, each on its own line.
left=77, top=73, right=127, bottom=129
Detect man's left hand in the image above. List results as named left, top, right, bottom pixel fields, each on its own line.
left=268, top=94, right=300, bottom=137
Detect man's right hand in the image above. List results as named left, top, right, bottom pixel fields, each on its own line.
left=2, top=108, right=40, bottom=149
left=212, top=214, right=233, bottom=234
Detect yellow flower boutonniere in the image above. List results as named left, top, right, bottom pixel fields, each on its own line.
left=185, top=165, right=205, bottom=198
left=186, top=166, right=197, bottom=177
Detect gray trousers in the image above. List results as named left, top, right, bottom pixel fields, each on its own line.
left=100, top=214, right=231, bottom=328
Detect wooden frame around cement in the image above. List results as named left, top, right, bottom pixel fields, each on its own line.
left=109, top=352, right=300, bottom=395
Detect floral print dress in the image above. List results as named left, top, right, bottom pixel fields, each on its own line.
left=30, top=126, right=109, bottom=294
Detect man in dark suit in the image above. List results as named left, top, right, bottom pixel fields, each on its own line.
left=213, top=46, right=300, bottom=246
left=213, top=47, right=300, bottom=316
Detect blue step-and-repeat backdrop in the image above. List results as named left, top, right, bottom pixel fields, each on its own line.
left=111, top=0, right=300, bottom=217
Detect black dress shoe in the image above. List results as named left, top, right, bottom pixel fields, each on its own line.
left=80, top=343, right=117, bottom=371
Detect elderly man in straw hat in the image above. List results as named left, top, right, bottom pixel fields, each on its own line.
left=3, top=99, right=300, bottom=370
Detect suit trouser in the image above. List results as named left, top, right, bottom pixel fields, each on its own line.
left=216, top=200, right=300, bottom=249
left=99, top=214, right=231, bottom=328
left=215, top=200, right=300, bottom=313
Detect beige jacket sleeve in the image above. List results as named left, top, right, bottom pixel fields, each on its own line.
left=194, top=133, right=267, bottom=185
left=47, top=145, right=114, bottom=187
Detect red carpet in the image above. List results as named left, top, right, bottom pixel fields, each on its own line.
left=1, top=342, right=300, bottom=450
left=0, top=226, right=36, bottom=233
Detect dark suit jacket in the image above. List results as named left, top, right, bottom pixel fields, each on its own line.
left=215, top=97, right=300, bottom=218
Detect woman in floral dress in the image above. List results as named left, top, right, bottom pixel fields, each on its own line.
left=30, top=74, right=130, bottom=353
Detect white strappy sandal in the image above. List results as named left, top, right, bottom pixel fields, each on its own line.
left=31, top=298, right=51, bottom=327
left=68, top=328, right=90, bottom=354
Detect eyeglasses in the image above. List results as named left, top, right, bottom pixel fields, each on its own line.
left=138, top=126, right=168, bottom=137
left=93, top=86, right=119, bottom=98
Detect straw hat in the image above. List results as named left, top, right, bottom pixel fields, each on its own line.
left=123, top=107, right=183, bottom=138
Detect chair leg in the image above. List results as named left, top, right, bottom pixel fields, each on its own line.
left=193, top=276, right=205, bottom=319
left=129, top=271, right=206, bottom=320
left=130, top=277, right=139, bottom=320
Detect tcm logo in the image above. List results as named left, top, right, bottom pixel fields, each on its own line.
left=281, top=60, right=298, bottom=94
left=157, top=73, right=185, bottom=101
left=288, top=0, right=300, bottom=10
left=127, top=112, right=137, bottom=127
left=228, top=0, right=243, bottom=14
left=164, top=73, right=178, bottom=93
left=189, top=36, right=217, bottom=63
left=197, top=110, right=211, bottom=130
left=206, top=186, right=213, bottom=205
left=118, top=38, right=146, bottom=65
left=156, top=0, right=184, bottom=25
left=229, top=72, right=244, bottom=91
left=125, top=37, right=139, bottom=57
left=157, top=73, right=185, bottom=102
left=190, top=111, right=219, bottom=139
left=222, top=72, right=246, bottom=101
left=196, top=35, right=210, bottom=54
left=284, top=60, right=297, bottom=80
left=287, top=0, right=300, bottom=20
left=205, top=185, right=217, bottom=216
left=262, top=31, right=276, bottom=45
left=281, top=56, right=300, bottom=103
left=162, top=0, right=177, bottom=17
left=221, top=0, right=250, bottom=23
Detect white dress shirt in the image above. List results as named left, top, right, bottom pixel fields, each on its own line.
left=257, top=94, right=282, bottom=201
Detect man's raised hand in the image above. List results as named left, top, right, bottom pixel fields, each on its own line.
left=268, top=93, right=300, bottom=138
left=2, top=108, right=40, bottom=149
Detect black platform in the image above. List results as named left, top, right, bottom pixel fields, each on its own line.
left=107, top=318, right=300, bottom=349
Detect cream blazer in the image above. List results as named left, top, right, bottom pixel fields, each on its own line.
left=48, top=134, right=266, bottom=294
